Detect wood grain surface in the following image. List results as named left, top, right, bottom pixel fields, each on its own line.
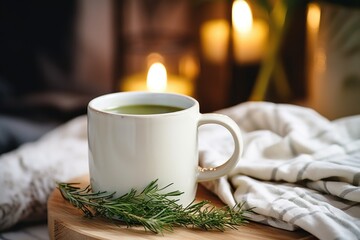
left=47, top=175, right=316, bottom=240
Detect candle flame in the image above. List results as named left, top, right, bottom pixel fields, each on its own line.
left=147, top=62, right=167, bottom=92
left=307, top=3, right=321, bottom=30
left=232, top=0, right=253, bottom=33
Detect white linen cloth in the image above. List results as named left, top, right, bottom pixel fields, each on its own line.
left=199, top=102, right=360, bottom=240
left=0, top=116, right=88, bottom=231
left=0, top=102, right=359, bottom=240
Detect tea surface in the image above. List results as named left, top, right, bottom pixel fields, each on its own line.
left=106, top=104, right=184, bottom=115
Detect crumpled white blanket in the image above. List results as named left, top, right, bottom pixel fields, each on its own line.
left=0, top=116, right=88, bottom=231
left=199, top=102, right=360, bottom=240
left=0, top=102, right=359, bottom=240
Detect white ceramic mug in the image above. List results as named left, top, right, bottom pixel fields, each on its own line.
left=88, top=92, right=243, bottom=205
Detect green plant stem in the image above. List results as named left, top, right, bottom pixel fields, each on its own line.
left=250, top=0, right=287, bottom=101
left=250, top=0, right=301, bottom=101
left=274, top=59, right=292, bottom=100
left=58, top=180, right=252, bottom=234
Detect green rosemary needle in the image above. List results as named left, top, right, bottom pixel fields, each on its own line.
left=58, top=180, right=252, bottom=234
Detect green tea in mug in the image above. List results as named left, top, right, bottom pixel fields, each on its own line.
left=106, top=104, right=184, bottom=115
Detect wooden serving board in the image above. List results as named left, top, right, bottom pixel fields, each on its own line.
left=48, top=175, right=316, bottom=240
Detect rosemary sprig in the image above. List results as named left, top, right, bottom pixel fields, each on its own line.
left=58, top=180, right=252, bottom=234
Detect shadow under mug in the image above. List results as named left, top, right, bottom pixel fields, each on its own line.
left=88, top=92, right=243, bottom=206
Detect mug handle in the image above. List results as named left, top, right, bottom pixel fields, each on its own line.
left=197, top=113, right=243, bottom=182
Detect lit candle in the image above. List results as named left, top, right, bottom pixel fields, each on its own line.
left=306, top=3, right=321, bottom=71
left=147, top=63, right=167, bottom=92
left=121, top=62, right=194, bottom=96
left=306, top=3, right=324, bottom=114
left=179, top=54, right=199, bottom=81
left=200, top=19, right=230, bottom=64
left=232, top=0, right=268, bottom=64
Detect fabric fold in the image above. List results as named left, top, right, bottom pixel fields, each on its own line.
left=199, top=102, right=360, bottom=240
left=0, top=116, right=88, bottom=231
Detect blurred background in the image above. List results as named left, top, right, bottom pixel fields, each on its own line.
left=1, top=0, right=360, bottom=153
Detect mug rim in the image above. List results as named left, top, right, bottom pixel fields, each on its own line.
left=88, top=91, right=198, bottom=117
